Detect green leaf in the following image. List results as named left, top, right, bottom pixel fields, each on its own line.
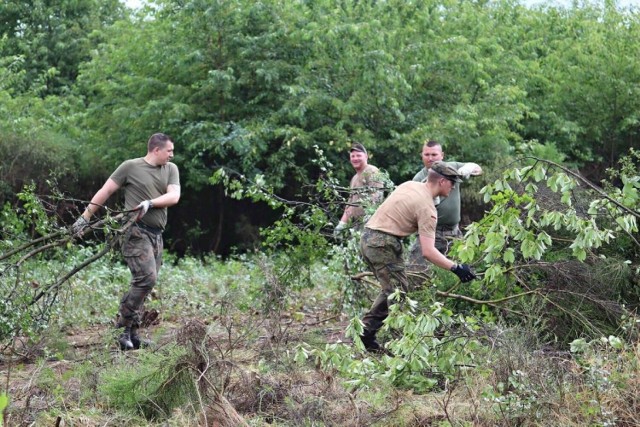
left=0, top=392, right=7, bottom=423
left=608, top=335, right=624, bottom=350
left=569, top=338, right=589, bottom=353
left=502, top=248, right=515, bottom=264
left=294, top=345, right=309, bottom=364
left=573, top=247, right=587, bottom=262
left=457, top=242, right=477, bottom=264
left=533, top=164, right=546, bottom=182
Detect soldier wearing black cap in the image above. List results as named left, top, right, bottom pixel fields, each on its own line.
left=334, top=142, right=384, bottom=237
left=357, top=161, right=476, bottom=352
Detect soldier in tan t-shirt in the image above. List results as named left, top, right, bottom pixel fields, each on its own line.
left=334, top=142, right=384, bottom=237
left=358, top=162, right=476, bottom=352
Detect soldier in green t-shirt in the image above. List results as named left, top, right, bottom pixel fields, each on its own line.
left=72, top=133, right=181, bottom=350
left=406, top=140, right=481, bottom=288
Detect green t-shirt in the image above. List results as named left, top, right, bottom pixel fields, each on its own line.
left=412, top=161, right=465, bottom=227
left=110, top=158, right=180, bottom=230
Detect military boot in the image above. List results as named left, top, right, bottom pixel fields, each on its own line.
left=130, top=327, right=153, bottom=349
left=359, top=334, right=381, bottom=352
left=118, top=326, right=134, bottom=351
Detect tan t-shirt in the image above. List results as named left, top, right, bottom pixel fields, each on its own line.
left=366, top=181, right=437, bottom=238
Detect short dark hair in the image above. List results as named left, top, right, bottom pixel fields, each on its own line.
left=424, top=139, right=442, bottom=149
left=426, top=169, right=441, bottom=183
left=148, top=133, right=172, bottom=152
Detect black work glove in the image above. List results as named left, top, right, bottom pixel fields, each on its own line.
left=450, top=264, right=476, bottom=282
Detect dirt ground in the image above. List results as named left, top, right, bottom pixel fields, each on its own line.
left=1, top=309, right=357, bottom=426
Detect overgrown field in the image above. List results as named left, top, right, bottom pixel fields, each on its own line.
left=1, top=243, right=639, bottom=426
left=2, top=247, right=640, bottom=426
left=2, top=155, right=639, bottom=426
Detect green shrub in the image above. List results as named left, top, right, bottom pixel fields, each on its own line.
left=99, top=345, right=197, bottom=420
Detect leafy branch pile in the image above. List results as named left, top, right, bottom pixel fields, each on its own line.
left=456, top=153, right=639, bottom=340
left=0, top=185, right=137, bottom=351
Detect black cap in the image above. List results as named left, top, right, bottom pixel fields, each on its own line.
left=431, top=161, right=463, bottom=183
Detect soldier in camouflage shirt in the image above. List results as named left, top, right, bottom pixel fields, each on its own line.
left=334, top=142, right=384, bottom=237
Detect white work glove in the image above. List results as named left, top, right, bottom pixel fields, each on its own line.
left=71, top=216, right=89, bottom=235
left=136, top=200, right=153, bottom=220
left=457, top=163, right=480, bottom=179
left=433, top=196, right=442, bottom=206
left=333, top=221, right=348, bottom=238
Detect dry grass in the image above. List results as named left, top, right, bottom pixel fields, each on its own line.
left=2, top=294, right=640, bottom=426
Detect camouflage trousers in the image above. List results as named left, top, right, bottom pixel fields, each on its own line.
left=359, top=228, right=409, bottom=338
left=406, top=225, right=462, bottom=290
left=117, top=224, right=163, bottom=328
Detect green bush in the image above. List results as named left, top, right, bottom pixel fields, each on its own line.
left=99, top=345, right=197, bottom=420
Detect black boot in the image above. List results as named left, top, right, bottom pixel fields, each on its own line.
left=359, top=334, right=381, bottom=352
left=118, top=327, right=134, bottom=351
left=130, top=327, right=153, bottom=349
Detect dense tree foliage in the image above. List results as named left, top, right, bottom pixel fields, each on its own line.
left=0, top=0, right=638, bottom=252
left=0, top=0, right=125, bottom=96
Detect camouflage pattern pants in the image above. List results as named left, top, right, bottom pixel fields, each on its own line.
left=406, top=225, right=462, bottom=290
left=359, top=228, right=409, bottom=338
left=118, top=225, right=163, bottom=328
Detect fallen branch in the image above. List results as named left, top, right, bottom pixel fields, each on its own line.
left=30, top=213, right=135, bottom=305
left=0, top=212, right=137, bottom=349
left=352, top=271, right=546, bottom=305
left=0, top=230, right=67, bottom=262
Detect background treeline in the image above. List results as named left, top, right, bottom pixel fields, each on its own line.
left=1, top=0, right=639, bottom=255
